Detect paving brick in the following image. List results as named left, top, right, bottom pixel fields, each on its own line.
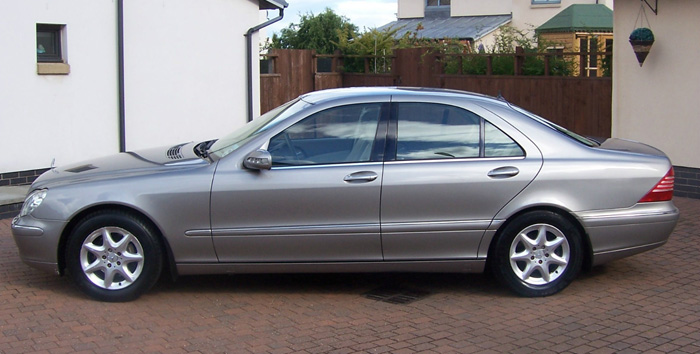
left=1, top=198, right=700, bottom=353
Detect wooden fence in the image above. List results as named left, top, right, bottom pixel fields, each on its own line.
left=260, top=48, right=611, bottom=138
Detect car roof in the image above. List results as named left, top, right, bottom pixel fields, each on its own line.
left=299, top=87, right=509, bottom=108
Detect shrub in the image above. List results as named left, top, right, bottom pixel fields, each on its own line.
left=629, top=28, right=654, bottom=42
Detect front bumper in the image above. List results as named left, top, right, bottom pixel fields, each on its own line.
left=577, top=201, right=679, bottom=266
left=11, top=216, right=66, bottom=275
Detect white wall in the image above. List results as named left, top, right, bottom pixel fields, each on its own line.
left=123, top=0, right=261, bottom=151
left=612, top=0, right=700, bottom=168
left=1, top=0, right=266, bottom=173
left=451, top=0, right=511, bottom=17
left=0, top=0, right=119, bottom=172
left=397, top=0, right=424, bottom=18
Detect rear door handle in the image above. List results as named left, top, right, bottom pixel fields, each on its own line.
left=344, top=171, right=378, bottom=183
left=488, top=166, right=519, bottom=179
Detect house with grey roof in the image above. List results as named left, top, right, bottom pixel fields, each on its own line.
left=379, top=0, right=613, bottom=50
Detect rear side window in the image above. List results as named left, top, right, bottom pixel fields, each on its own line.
left=485, top=120, right=524, bottom=157
left=395, top=103, right=523, bottom=160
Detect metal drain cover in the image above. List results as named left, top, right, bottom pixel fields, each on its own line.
left=363, top=286, right=430, bottom=304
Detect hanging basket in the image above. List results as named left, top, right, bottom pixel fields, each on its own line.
left=629, top=28, right=655, bottom=67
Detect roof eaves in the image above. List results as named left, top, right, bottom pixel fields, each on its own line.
left=259, top=0, right=288, bottom=10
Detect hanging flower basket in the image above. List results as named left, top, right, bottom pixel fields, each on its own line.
left=629, top=28, right=655, bottom=67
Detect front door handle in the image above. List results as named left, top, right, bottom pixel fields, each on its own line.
left=488, top=166, right=519, bottom=179
left=344, top=171, right=378, bottom=183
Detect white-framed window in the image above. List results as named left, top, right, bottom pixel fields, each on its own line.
left=427, top=0, right=451, bottom=7
left=532, top=0, right=561, bottom=4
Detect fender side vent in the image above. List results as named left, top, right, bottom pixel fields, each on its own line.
left=167, top=144, right=186, bottom=160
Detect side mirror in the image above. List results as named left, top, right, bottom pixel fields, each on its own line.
left=243, top=149, right=272, bottom=170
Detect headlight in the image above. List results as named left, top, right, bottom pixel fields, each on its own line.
left=20, top=189, right=48, bottom=217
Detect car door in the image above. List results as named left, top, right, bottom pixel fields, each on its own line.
left=380, top=100, right=543, bottom=261
left=210, top=102, right=389, bottom=262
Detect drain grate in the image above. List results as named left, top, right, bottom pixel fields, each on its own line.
left=363, top=286, right=430, bottom=305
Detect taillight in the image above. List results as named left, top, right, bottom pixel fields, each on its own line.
left=638, top=168, right=674, bottom=203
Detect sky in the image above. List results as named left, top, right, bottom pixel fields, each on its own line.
left=264, top=0, right=398, bottom=35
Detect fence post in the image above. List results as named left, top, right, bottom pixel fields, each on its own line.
left=515, top=46, right=524, bottom=76
left=544, top=54, right=550, bottom=77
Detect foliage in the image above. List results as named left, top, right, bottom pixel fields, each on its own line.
left=268, top=8, right=358, bottom=54
left=629, top=27, right=654, bottom=42
left=438, top=25, right=574, bottom=76
left=335, top=26, right=401, bottom=73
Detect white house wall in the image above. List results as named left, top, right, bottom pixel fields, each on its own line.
left=397, top=0, right=424, bottom=19
left=0, top=0, right=119, bottom=172
left=451, top=0, right=511, bottom=17
left=612, top=0, right=700, bottom=168
left=123, top=0, right=261, bottom=151
left=1, top=0, right=264, bottom=173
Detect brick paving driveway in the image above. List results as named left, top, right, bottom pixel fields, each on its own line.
left=1, top=198, right=699, bottom=353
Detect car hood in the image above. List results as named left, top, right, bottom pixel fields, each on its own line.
left=598, top=138, right=668, bottom=158
left=32, top=142, right=209, bottom=189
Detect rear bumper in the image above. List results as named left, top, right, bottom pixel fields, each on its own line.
left=576, top=201, right=679, bottom=266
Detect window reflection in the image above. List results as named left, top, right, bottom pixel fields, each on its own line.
left=485, top=121, right=524, bottom=157
left=270, top=104, right=381, bottom=166
left=397, top=103, right=480, bottom=160
left=396, top=103, right=523, bottom=160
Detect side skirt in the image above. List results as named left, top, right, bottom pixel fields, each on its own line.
left=176, top=260, right=486, bottom=276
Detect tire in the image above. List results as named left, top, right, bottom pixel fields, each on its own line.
left=491, top=211, right=583, bottom=297
left=65, top=211, right=163, bottom=302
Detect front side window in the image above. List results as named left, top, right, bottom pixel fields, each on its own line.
left=532, top=0, right=561, bottom=4
left=37, top=24, right=64, bottom=63
left=269, top=103, right=383, bottom=166
left=396, top=103, right=523, bottom=160
left=209, top=98, right=307, bottom=159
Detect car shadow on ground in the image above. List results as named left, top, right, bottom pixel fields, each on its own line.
left=149, top=271, right=509, bottom=299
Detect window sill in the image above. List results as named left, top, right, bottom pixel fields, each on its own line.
left=37, top=62, right=70, bottom=75
left=530, top=4, right=562, bottom=9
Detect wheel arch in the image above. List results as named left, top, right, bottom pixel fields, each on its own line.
left=57, top=204, right=177, bottom=280
left=487, top=205, right=593, bottom=272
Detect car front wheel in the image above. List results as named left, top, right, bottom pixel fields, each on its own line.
left=491, top=211, right=583, bottom=297
left=66, top=211, right=162, bottom=302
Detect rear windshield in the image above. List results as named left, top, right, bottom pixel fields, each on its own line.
left=510, top=105, right=599, bottom=147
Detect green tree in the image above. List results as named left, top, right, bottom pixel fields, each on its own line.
left=335, top=26, right=400, bottom=73
left=269, top=8, right=358, bottom=54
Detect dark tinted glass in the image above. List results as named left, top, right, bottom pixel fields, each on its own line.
left=37, top=24, right=62, bottom=62
left=396, top=103, right=480, bottom=160
left=484, top=120, right=524, bottom=157
left=269, top=103, right=382, bottom=166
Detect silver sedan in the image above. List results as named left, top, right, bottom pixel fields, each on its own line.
left=12, top=87, right=679, bottom=301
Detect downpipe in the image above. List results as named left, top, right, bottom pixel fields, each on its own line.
left=245, top=8, right=284, bottom=122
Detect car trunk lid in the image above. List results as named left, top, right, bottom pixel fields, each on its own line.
left=597, top=138, right=668, bottom=158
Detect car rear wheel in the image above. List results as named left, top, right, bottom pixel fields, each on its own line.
left=491, top=211, right=583, bottom=297
left=66, top=211, right=162, bottom=302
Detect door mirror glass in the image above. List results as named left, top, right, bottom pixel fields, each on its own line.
left=243, top=149, right=272, bottom=170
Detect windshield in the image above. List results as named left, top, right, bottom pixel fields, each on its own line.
left=510, top=105, right=599, bottom=147
left=208, top=98, right=307, bottom=159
